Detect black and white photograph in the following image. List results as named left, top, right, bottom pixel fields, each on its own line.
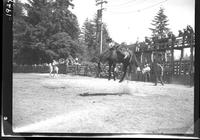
left=2, top=0, right=199, bottom=138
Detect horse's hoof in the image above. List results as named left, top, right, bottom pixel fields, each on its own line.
left=119, top=80, right=123, bottom=83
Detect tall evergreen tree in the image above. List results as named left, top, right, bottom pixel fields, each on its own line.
left=149, top=7, right=170, bottom=38
left=81, top=15, right=110, bottom=62
left=81, top=18, right=97, bottom=59
left=51, top=0, right=79, bottom=39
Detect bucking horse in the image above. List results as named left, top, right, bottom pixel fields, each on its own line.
left=97, top=45, right=139, bottom=82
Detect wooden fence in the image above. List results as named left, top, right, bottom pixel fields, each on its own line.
left=129, top=60, right=193, bottom=85
left=13, top=59, right=193, bottom=85
left=13, top=64, right=99, bottom=77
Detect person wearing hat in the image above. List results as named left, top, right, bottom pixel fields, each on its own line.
left=182, top=28, right=187, bottom=46
left=123, top=47, right=130, bottom=59
left=186, top=25, right=194, bottom=44
left=152, top=58, right=164, bottom=86
left=106, top=38, right=115, bottom=49
left=178, top=30, right=183, bottom=37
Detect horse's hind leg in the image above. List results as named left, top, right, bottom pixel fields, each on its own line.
left=52, top=69, right=56, bottom=78
left=55, top=67, right=59, bottom=78
left=112, top=64, right=116, bottom=81
left=97, top=62, right=101, bottom=78
left=108, top=63, right=112, bottom=80
left=54, top=71, right=57, bottom=78
left=147, top=73, right=150, bottom=82
left=159, top=75, right=164, bottom=85
left=56, top=68, right=59, bottom=77
left=119, top=65, right=128, bottom=83
left=49, top=69, right=53, bottom=77
left=154, top=73, right=158, bottom=86
left=53, top=71, right=55, bottom=78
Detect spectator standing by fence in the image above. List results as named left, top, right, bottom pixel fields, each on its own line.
left=136, top=66, right=142, bottom=81
left=186, top=25, right=194, bottom=44
left=171, top=32, right=176, bottom=47
left=145, top=36, right=151, bottom=50
left=178, top=30, right=183, bottom=37
left=182, top=28, right=187, bottom=46
left=152, top=59, right=164, bottom=86
left=74, top=57, right=80, bottom=75
left=190, top=63, right=194, bottom=86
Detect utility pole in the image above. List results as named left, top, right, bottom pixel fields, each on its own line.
left=96, top=0, right=107, bottom=54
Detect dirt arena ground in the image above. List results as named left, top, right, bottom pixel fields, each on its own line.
left=12, top=73, right=194, bottom=134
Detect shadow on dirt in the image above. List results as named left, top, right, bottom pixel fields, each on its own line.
left=43, top=86, right=66, bottom=89
left=79, top=92, right=131, bottom=96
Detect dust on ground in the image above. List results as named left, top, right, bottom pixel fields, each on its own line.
left=12, top=73, right=194, bottom=134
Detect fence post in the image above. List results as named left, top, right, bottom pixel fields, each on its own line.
left=140, top=52, right=143, bottom=63
left=189, top=34, right=194, bottom=86
left=151, top=51, right=154, bottom=62
left=179, top=48, right=184, bottom=75
left=170, top=44, right=174, bottom=83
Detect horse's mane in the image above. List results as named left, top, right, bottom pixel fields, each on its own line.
left=99, top=45, right=139, bottom=65
left=98, top=49, right=110, bottom=63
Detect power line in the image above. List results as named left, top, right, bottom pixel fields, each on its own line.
left=106, top=0, right=167, bottom=15
left=107, top=0, right=148, bottom=9
left=107, top=0, right=167, bottom=14
left=108, top=0, right=137, bottom=7
left=139, top=0, right=167, bottom=11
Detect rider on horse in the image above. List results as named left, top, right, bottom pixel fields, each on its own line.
left=106, top=38, right=131, bottom=60
left=123, top=47, right=130, bottom=59
left=106, top=38, right=117, bottom=49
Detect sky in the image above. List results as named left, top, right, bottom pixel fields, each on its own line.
left=19, top=0, right=195, bottom=59
left=71, top=0, right=195, bottom=44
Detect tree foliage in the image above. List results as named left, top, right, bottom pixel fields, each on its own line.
left=13, top=0, right=81, bottom=65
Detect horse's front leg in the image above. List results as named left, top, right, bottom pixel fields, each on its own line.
left=54, top=70, right=58, bottom=78
left=49, top=70, right=52, bottom=77
left=119, top=65, right=128, bottom=83
left=97, top=62, right=101, bottom=78
left=144, top=73, right=147, bottom=82
left=159, top=74, right=164, bottom=85
left=52, top=67, right=57, bottom=78
left=112, top=63, right=116, bottom=81
left=55, top=67, right=59, bottom=78
left=49, top=68, right=53, bottom=77
left=108, top=63, right=112, bottom=80
left=154, top=73, right=158, bottom=86
left=53, top=70, right=56, bottom=78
